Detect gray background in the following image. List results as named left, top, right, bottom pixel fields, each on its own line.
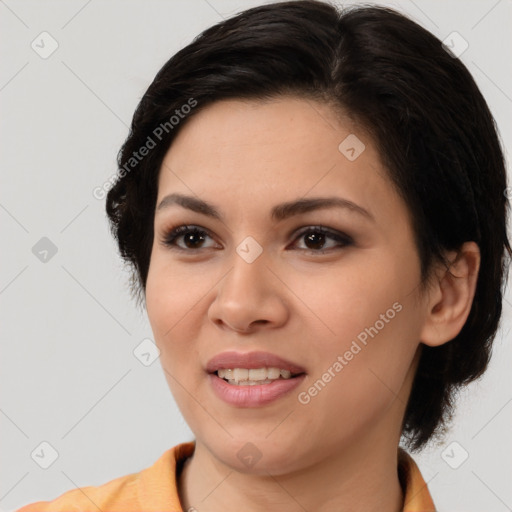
left=1, top=1, right=511, bottom=511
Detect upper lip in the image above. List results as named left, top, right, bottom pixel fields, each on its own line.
left=206, top=351, right=306, bottom=375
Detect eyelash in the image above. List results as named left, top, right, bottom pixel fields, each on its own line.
left=161, top=224, right=353, bottom=255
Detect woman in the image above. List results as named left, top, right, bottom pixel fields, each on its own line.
left=18, top=1, right=510, bottom=510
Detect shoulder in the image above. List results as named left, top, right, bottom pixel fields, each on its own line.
left=398, top=448, right=436, bottom=512
left=16, top=471, right=139, bottom=512
left=16, top=442, right=195, bottom=512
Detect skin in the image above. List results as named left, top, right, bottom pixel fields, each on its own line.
left=145, top=96, right=480, bottom=512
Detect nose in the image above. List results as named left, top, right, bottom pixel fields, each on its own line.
left=207, top=249, right=289, bottom=334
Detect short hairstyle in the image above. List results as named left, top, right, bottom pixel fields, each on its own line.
left=106, top=0, right=511, bottom=450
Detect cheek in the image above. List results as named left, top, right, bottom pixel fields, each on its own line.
left=145, top=250, right=208, bottom=335
left=302, top=247, right=420, bottom=349
left=145, top=252, right=223, bottom=384
left=145, top=256, right=196, bottom=360
left=294, top=294, right=421, bottom=448
left=145, top=261, right=203, bottom=411
left=296, top=249, right=422, bottom=403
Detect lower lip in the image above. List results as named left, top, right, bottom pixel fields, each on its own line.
left=208, top=373, right=306, bottom=407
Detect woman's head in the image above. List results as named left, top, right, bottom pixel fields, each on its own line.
left=106, top=0, right=510, bottom=453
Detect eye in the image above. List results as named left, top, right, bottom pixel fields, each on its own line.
left=161, top=225, right=218, bottom=251
left=290, top=226, right=353, bottom=254
left=160, top=224, right=353, bottom=254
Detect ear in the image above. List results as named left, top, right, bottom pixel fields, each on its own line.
left=420, top=241, right=481, bottom=347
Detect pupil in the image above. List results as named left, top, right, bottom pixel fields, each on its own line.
left=306, top=232, right=325, bottom=250
left=185, top=232, right=204, bottom=248
left=182, top=231, right=326, bottom=250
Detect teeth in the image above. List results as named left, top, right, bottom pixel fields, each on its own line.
left=267, top=367, right=280, bottom=379
left=217, top=367, right=296, bottom=383
left=233, top=368, right=249, bottom=381
left=249, top=368, right=266, bottom=380
left=228, top=379, right=274, bottom=386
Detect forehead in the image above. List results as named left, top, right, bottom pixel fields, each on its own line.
left=156, top=96, right=406, bottom=227
left=161, top=97, right=376, bottom=178
left=166, top=96, right=357, bottom=156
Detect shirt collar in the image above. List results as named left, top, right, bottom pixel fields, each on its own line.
left=398, top=448, right=437, bottom=511
left=143, top=441, right=436, bottom=511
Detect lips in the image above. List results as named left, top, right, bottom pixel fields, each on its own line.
left=205, top=351, right=306, bottom=375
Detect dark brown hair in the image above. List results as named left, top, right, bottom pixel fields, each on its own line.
left=106, top=0, right=511, bottom=450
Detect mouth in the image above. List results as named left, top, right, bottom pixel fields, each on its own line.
left=207, top=361, right=307, bottom=407
left=211, top=367, right=306, bottom=386
left=206, top=351, right=306, bottom=386
left=206, top=350, right=307, bottom=386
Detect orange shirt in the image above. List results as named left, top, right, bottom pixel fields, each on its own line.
left=17, top=442, right=436, bottom=511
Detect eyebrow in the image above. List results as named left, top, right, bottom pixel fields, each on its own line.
left=156, top=193, right=374, bottom=222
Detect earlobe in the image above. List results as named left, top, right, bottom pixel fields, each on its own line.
left=420, top=241, right=481, bottom=347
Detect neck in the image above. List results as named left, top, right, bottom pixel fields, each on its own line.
left=177, top=352, right=422, bottom=512
left=178, top=429, right=404, bottom=512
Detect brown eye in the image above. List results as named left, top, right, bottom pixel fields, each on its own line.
left=303, top=231, right=327, bottom=250
left=292, top=226, right=353, bottom=254
left=163, top=225, right=216, bottom=251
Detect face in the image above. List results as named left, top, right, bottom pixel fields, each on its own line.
left=146, top=96, right=429, bottom=474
